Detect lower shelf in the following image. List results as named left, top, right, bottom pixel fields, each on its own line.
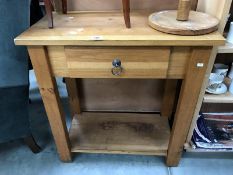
left=186, top=148, right=233, bottom=153
left=69, top=112, right=170, bottom=156
left=185, top=144, right=233, bottom=153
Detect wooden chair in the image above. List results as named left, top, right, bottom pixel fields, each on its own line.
left=44, top=0, right=131, bottom=28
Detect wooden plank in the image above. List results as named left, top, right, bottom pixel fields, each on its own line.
left=186, top=0, right=232, bottom=144
left=28, top=46, right=72, bottom=161
left=65, top=78, right=81, bottom=117
left=167, top=47, right=191, bottom=79
left=161, top=80, right=178, bottom=119
left=67, top=0, right=179, bottom=11
left=166, top=47, right=212, bottom=166
left=186, top=148, right=233, bottom=153
left=65, top=46, right=170, bottom=78
left=204, top=92, right=233, bottom=103
left=218, top=42, right=233, bottom=54
left=72, top=79, right=165, bottom=113
left=186, top=48, right=218, bottom=144
left=204, top=78, right=233, bottom=103
left=185, top=143, right=233, bottom=152
left=69, top=113, right=170, bottom=155
left=14, top=12, right=225, bottom=46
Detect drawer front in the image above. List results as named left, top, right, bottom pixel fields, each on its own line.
left=65, top=47, right=170, bottom=78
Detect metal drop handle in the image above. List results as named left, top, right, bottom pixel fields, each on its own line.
left=112, top=58, right=122, bottom=76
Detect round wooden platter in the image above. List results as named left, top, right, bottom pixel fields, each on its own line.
left=148, top=10, right=219, bottom=36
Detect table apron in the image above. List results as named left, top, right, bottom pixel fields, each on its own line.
left=46, top=46, right=193, bottom=79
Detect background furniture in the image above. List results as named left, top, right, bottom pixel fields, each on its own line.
left=44, top=0, right=131, bottom=28
left=0, top=0, right=40, bottom=153
left=185, top=0, right=233, bottom=152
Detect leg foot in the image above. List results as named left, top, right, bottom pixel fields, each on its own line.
left=62, top=0, right=67, bottom=14
left=44, top=0, right=53, bottom=28
left=24, top=135, right=41, bottom=154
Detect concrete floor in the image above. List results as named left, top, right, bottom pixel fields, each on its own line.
left=0, top=71, right=233, bottom=175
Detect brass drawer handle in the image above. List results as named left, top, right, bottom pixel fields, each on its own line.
left=112, top=58, right=123, bottom=76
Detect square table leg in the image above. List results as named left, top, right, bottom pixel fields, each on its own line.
left=65, top=78, right=81, bottom=118
left=161, top=80, right=178, bottom=119
left=166, top=47, right=212, bottom=166
left=28, top=46, right=72, bottom=161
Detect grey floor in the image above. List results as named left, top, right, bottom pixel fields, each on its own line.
left=0, top=71, right=233, bottom=175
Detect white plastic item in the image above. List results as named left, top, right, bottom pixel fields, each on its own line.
left=206, top=73, right=225, bottom=92
left=227, top=22, right=233, bottom=44
left=229, top=80, right=233, bottom=94
left=228, top=63, right=233, bottom=79
left=206, top=83, right=227, bottom=94
left=213, top=63, right=229, bottom=76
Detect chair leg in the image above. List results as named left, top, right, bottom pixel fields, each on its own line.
left=122, top=0, right=131, bottom=28
left=62, top=0, right=67, bottom=14
left=191, top=0, right=198, bottom=10
left=44, top=0, right=53, bottom=28
left=24, top=135, right=41, bottom=154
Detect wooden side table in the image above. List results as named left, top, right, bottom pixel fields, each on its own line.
left=15, top=11, right=224, bottom=166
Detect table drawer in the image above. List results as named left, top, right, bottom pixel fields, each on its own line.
left=65, top=47, right=170, bottom=78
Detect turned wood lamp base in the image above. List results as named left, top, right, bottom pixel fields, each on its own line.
left=148, top=10, right=219, bottom=36
left=44, top=0, right=131, bottom=28
left=148, top=0, right=219, bottom=36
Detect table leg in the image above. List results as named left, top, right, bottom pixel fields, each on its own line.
left=166, top=47, right=212, bottom=166
left=61, top=0, right=67, bottom=14
left=161, top=80, right=178, bottom=119
left=65, top=78, right=81, bottom=118
left=53, top=0, right=62, bottom=13
left=28, top=46, right=72, bottom=162
left=191, top=0, right=198, bottom=10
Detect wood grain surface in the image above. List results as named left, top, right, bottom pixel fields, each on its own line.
left=14, top=12, right=224, bottom=46
left=65, top=78, right=81, bottom=117
left=148, top=10, right=219, bottom=35
left=69, top=113, right=170, bottom=155
left=65, top=47, right=170, bottom=78
left=166, top=47, right=212, bottom=166
left=47, top=46, right=190, bottom=79
left=177, top=0, right=191, bottom=21
left=28, top=46, right=72, bottom=161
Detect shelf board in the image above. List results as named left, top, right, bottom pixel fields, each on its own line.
left=204, top=91, right=233, bottom=103
left=185, top=145, right=233, bottom=153
left=69, top=112, right=170, bottom=155
left=218, top=42, right=233, bottom=53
